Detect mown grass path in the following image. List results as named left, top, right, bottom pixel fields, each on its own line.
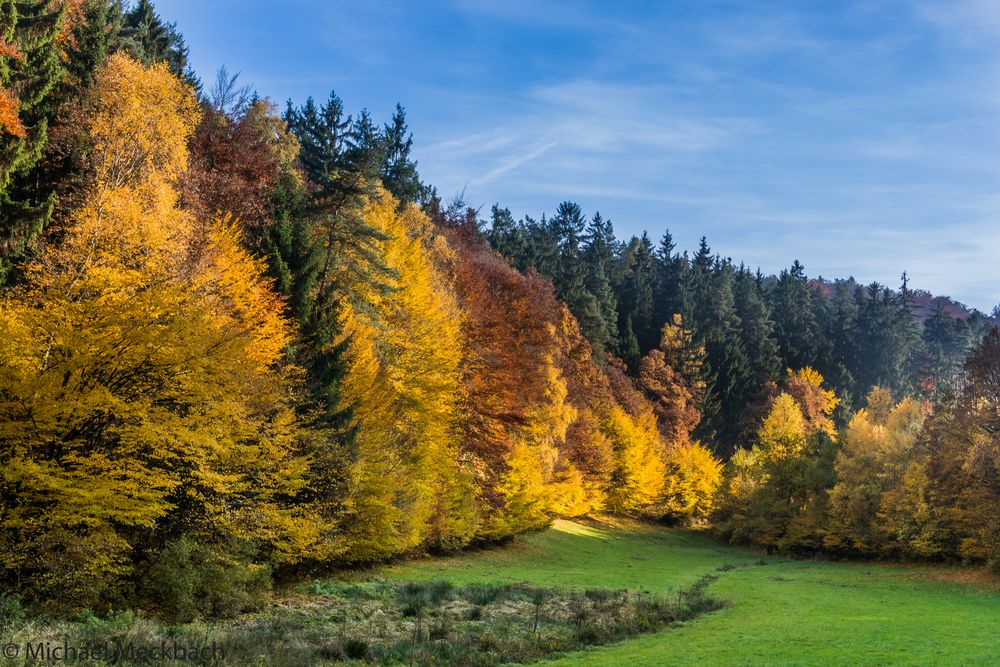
left=381, top=518, right=1000, bottom=666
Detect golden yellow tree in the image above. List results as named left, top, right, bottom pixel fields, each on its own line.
left=784, top=367, right=839, bottom=436
left=482, top=347, right=581, bottom=537
left=756, top=393, right=808, bottom=464
left=335, top=190, right=478, bottom=559
left=826, top=390, right=927, bottom=554
left=659, top=440, right=723, bottom=525
left=0, top=55, right=316, bottom=607
left=602, top=405, right=665, bottom=513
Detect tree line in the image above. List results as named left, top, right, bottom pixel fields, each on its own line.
left=486, top=206, right=993, bottom=456
left=709, top=340, right=1000, bottom=569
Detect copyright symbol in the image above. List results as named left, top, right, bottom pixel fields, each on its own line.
left=2, top=642, right=18, bottom=658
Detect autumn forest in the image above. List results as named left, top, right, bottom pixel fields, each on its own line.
left=1, top=2, right=999, bottom=659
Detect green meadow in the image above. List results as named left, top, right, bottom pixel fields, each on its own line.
left=381, top=518, right=1000, bottom=666
left=3, top=517, right=997, bottom=666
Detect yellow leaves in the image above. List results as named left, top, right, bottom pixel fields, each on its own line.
left=785, top=366, right=839, bottom=436
left=757, top=392, right=807, bottom=463
left=602, top=405, right=665, bottom=513
left=726, top=447, right=765, bottom=499
left=864, top=385, right=894, bottom=425
left=827, top=390, right=930, bottom=554
left=525, top=354, right=578, bottom=450
left=89, top=53, right=200, bottom=190
left=0, top=302, right=40, bottom=375
left=841, top=392, right=926, bottom=465
left=192, top=217, right=292, bottom=370
left=0, top=55, right=313, bottom=600
left=487, top=352, right=581, bottom=530
left=244, top=98, right=302, bottom=171
left=336, top=190, right=477, bottom=555
left=55, top=183, right=189, bottom=281
left=789, top=366, right=826, bottom=392
left=660, top=440, right=723, bottom=525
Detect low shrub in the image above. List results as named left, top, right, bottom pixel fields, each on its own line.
left=143, top=536, right=271, bottom=622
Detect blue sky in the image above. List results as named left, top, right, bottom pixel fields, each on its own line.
left=159, top=0, right=1000, bottom=311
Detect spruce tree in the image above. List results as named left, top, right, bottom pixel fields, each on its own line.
left=0, top=0, right=64, bottom=282
left=582, top=212, right=619, bottom=358
left=734, top=265, right=781, bottom=391
left=917, top=300, right=973, bottom=398
left=283, top=91, right=394, bottom=427
left=487, top=204, right=518, bottom=259
left=548, top=201, right=611, bottom=358
left=698, top=260, right=752, bottom=452
left=653, top=229, right=684, bottom=326
left=65, top=0, right=125, bottom=89
left=381, top=103, right=425, bottom=206
left=617, top=232, right=657, bottom=357
left=770, top=260, right=823, bottom=372
left=120, top=0, right=198, bottom=87
left=827, top=279, right=860, bottom=410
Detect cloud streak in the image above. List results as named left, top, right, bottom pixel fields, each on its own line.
left=166, top=0, right=1000, bottom=309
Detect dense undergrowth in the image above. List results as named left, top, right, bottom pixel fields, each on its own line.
left=0, top=577, right=725, bottom=666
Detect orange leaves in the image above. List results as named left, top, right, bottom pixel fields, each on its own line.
left=49, top=0, right=88, bottom=52
left=0, top=88, right=25, bottom=137
left=785, top=367, right=839, bottom=436
left=638, top=349, right=701, bottom=444
left=0, top=40, right=24, bottom=62
left=192, top=217, right=292, bottom=370
left=0, top=35, right=26, bottom=138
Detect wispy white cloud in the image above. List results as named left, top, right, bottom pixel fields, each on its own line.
left=170, top=0, right=1000, bottom=309
left=915, top=0, right=1000, bottom=39
left=471, top=140, right=558, bottom=186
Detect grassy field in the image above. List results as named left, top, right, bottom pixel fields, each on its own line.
left=3, top=518, right=995, bottom=666
left=379, top=517, right=1000, bottom=666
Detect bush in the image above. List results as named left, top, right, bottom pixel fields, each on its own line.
left=143, top=536, right=272, bottom=622
left=674, top=575, right=726, bottom=620
left=342, top=637, right=370, bottom=660
left=0, top=596, right=24, bottom=630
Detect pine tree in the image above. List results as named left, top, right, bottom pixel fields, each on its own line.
left=64, top=0, right=125, bottom=89
left=770, top=260, right=823, bottom=371
left=581, top=211, right=620, bottom=356
left=381, top=103, right=425, bottom=206
left=487, top=203, right=524, bottom=263
left=917, top=300, right=973, bottom=398
left=617, top=232, right=657, bottom=358
left=850, top=279, right=918, bottom=402
left=283, top=91, right=394, bottom=428
left=827, top=279, right=859, bottom=409
left=546, top=201, right=609, bottom=358
left=653, top=229, right=684, bottom=326
left=0, top=0, right=65, bottom=282
left=120, top=0, right=197, bottom=87
left=702, top=261, right=754, bottom=452
left=734, top=266, right=780, bottom=388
